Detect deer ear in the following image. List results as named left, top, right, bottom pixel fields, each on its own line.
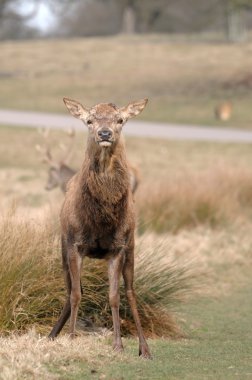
left=120, top=98, right=148, bottom=120
left=63, top=97, right=89, bottom=120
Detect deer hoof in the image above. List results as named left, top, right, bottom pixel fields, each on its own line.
left=113, top=344, right=124, bottom=353
left=139, top=347, right=152, bottom=360
left=69, top=333, right=77, bottom=339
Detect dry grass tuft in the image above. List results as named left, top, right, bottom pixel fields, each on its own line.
left=0, top=209, right=198, bottom=338
left=0, top=207, right=63, bottom=333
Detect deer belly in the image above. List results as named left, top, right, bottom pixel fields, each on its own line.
left=77, top=222, right=126, bottom=259
left=85, top=236, right=115, bottom=259
left=87, top=246, right=110, bottom=259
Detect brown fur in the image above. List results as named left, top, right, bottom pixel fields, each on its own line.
left=45, top=163, right=76, bottom=193
left=48, top=97, right=151, bottom=359
left=61, top=137, right=133, bottom=258
left=45, top=161, right=140, bottom=195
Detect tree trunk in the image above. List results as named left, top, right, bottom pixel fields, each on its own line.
left=121, top=5, right=137, bottom=34
left=225, top=3, right=247, bottom=42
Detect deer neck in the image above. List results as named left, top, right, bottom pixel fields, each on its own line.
left=96, top=145, right=114, bottom=173
left=87, top=136, right=126, bottom=174
left=79, top=137, right=129, bottom=203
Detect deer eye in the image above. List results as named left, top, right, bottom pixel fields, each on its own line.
left=117, top=118, right=123, bottom=124
left=87, top=119, right=93, bottom=125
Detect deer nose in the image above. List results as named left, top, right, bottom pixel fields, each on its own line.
left=98, top=129, right=112, bottom=140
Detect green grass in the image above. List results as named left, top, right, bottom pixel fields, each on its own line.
left=1, top=36, right=252, bottom=128
left=1, top=279, right=251, bottom=379
left=46, top=279, right=252, bottom=380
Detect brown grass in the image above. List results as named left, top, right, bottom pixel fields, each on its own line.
left=137, top=165, right=252, bottom=233
left=1, top=126, right=252, bottom=235
left=0, top=330, right=119, bottom=380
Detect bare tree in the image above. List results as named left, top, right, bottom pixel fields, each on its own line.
left=3, top=0, right=252, bottom=40
left=55, top=0, right=122, bottom=37
left=223, top=0, right=252, bottom=41
left=55, top=0, right=172, bottom=36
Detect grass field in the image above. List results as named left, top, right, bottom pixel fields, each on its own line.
left=0, top=124, right=252, bottom=379
left=2, top=282, right=252, bottom=379
left=1, top=35, right=252, bottom=128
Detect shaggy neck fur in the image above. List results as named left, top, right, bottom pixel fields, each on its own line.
left=78, top=136, right=130, bottom=205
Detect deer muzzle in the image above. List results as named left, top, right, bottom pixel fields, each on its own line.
left=97, top=128, right=113, bottom=147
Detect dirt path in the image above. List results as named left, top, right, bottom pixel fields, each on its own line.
left=1, top=108, right=252, bottom=143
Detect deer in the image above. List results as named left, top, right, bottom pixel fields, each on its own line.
left=48, top=97, right=151, bottom=359
left=36, top=128, right=77, bottom=193
left=45, top=164, right=76, bottom=193
left=37, top=129, right=140, bottom=195
left=214, top=101, right=232, bottom=121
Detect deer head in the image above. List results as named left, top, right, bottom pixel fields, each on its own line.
left=63, top=97, right=148, bottom=148
left=36, top=127, right=76, bottom=192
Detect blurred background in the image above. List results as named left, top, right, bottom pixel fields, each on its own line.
left=1, top=0, right=252, bottom=127
left=1, top=2, right=252, bottom=377
left=2, top=0, right=252, bottom=41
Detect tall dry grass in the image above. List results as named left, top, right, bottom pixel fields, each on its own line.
left=0, top=208, right=198, bottom=338
left=137, top=166, right=252, bottom=233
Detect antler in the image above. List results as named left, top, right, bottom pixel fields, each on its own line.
left=35, top=144, right=54, bottom=165
left=36, top=127, right=58, bottom=167
left=58, top=127, right=76, bottom=164
left=36, top=127, right=76, bottom=166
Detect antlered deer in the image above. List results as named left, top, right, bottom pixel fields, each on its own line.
left=45, top=164, right=76, bottom=193
left=48, top=97, right=151, bottom=359
left=36, top=128, right=76, bottom=193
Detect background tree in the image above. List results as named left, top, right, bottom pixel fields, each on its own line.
left=0, top=0, right=77, bottom=40
left=223, top=0, right=252, bottom=41
left=2, top=0, right=252, bottom=41
left=0, top=0, right=40, bottom=39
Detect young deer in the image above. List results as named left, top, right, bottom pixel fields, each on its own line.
left=48, top=97, right=151, bottom=359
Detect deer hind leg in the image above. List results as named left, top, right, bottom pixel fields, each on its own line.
left=49, top=238, right=71, bottom=339
left=122, top=249, right=152, bottom=359
left=108, top=252, right=124, bottom=352
left=68, top=245, right=83, bottom=338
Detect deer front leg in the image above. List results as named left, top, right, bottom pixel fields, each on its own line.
left=123, top=248, right=152, bottom=359
left=108, top=252, right=124, bottom=352
left=68, top=246, right=83, bottom=338
left=48, top=274, right=71, bottom=339
left=49, top=237, right=72, bottom=339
